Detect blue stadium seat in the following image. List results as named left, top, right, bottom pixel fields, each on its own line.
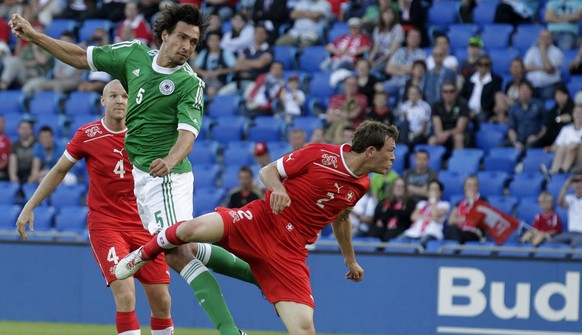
left=222, top=141, right=254, bottom=167
left=393, top=144, right=409, bottom=173
left=522, top=148, right=554, bottom=173
left=27, top=92, right=65, bottom=115
left=210, top=116, right=249, bottom=144
left=487, top=48, right=520, bottom=76
left=50, top=184, right=86, bottom=209
left=447, top=149, right=483, bottom=174
left=67, top=114, right=102, bottom=137
left=473, top=1, right=499, bottom=25
left=31, top=206, right=57, bottom=232
left=326, top=21, right=350, bottom=43
left=207, top=94, right=241, bottom=118
left=497, top=242, right=533, bottom=257
left=247, top=117, right=286, bottom=142
left=545, top=173, right=571, bottom=200
left=33, top=114, right=67, bottom=138
left=477, top=171, right=510, bottom=197
left=460, top=241, right=496, bottom=256
left=308, top=71, right=335, bottom=101
left=314, top=235, right=340, bottom=251
left=0, top=204, right=21, bottom=240
left=45, top=19, right=77, bottom=39
left=438, top=170, right=469, bottom=201
left=534, top=243, right=573, bottom=259
left=516, top=200, right=541, bottom=225
left=424, top=240, right=459, bottom=254
left=192, top=164, right=221, bottom=189
left=298, top=46, right=329, bottom=73
left=64, top=91, right=100, bottom=115
left=428, top=1, right=459, bottom=31
left=475, top=129, right=505, bottom=155
left=572, top=246, right=582, bottom=260
left=3, top=113, right=25, bottom=141
left=188, top=140, right=219, bottom=165
left=512, top=24, right=543, bottom=52
left=409, top=145, right=446, bottom=170
left=481, top=24, right=514, bottom=49
left=482, top=156, right=516, bottom=173
left=556, top=206, right=568, bottom=231
left=266, top=141, right=292, bottom=160
left=487, top=146, right=521, bottom=161
left=193, top=187, right=225, bottom=216
left=487, top=195, right=518, bottom=215
left=273, top=45, right=298, bottom=70
left=54, top=206, right=89, bottom=241
left=509, top=172, right=545, bottom=198
left=447, top=27, right=478, bottom=52
left=197, top=116, right=213, bottom=141
left=448, top=194, right=465, bottom=208
left=0, top=90, right=25, bottom=114
left=384, top=240, right=422, bottom=254
left=78, top=19, right=113, bottom=42
left=291, top=117, right=324, bottom=140
left=567, top=76, right=582, bottom=97
left=221, top=166, right=243, bottom=191
left=0, top=182, right=20, bottom=205
left=21, top=183, right=48, bottom=207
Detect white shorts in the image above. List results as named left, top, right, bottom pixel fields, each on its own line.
left=133, top=167, right=194, bottom=235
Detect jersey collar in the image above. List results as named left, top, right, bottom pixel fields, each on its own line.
left=152, top=53, right=183, bottom=74
left=101, top=119, right=127, bottom=134
left=340, top=143, right=359, bottom=178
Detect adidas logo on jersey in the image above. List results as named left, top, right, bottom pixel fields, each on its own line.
left=132, top=69, right=140, bottom=77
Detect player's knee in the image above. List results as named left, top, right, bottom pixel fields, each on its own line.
left=151, top=292, right=172, bottom=317
left=113, top=289, right=136, bottom=311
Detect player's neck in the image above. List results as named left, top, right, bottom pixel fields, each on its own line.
left=343, top=151, right=366, bottom=177
left=103, top=117, right=125, bottom=132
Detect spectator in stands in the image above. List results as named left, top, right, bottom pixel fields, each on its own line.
left=29, top=125, right=65, bottom=184
left=403, top=149, right=438, bottom=202
left=460, top=0, right=477, bottom=23
left=0, top=115, right=10, bottom=181
left=0, top=0, right=23, bottom=19
left=544, top=105, right=582, bottom=175
left=0, top=24, right=52, bottom=91
left=78, top=71, right=113, bottom=94
left=22, top=31, right=82, bottom=94
left=56, top=0, right=87, bottom=20
left=422, top=45, right=457, bottom=105
left=30, top=0, right=63, bottom=27
left=308, top=128, right=325, bottom=144
left=396, top=85, right=431, bottom=148
left=426, top=35, right=458, bottom=73
left=192, top=31, right=237, bottom=101
left=550, top=167, right=582, bottom=247
left=521, top=191, right=562, bottom=247
left=9, top=121, right=35, bottom=184
left=222, top=165, right=262, bottom=208
left=355, top=59, right=382, bottom=104
left=504, top=57, right=527, bottom=105
left=398, top=0, right=429, bottom=47
left=251, top=0, right=288, bottom=44
left=401, top=180, right=450, bottom=247
left=83, top=0, right=131, bottom=22
left=402, top=59, right=426, bottom=102
left=287, top=128, right=307, bottom=152
left=366, top=90, right=395, bottom=126
left=533, top=84, right=574, bottom=149
left=341, top=126, right=355, bottom=144
left=253, top=141, right=270, bottom=191
left=277, top=74, right=305, bottom=122
left=490, top=92, right=510, bottom=124
left=544, top=0, right=582, bottom=50
left=369, top=167, right=400, bottom=202
left=350, top=189, right=377, bottom=235
left=445, top=175, right=486, bottom=244
left=205, top=0, right=238, bottom=21
left=360, top=0, right=401, bottom=35
left=460, top=55, right=503, bottom=126
left=524, top=29, right=564, bottom=100
left=568, top=44, right=582, bottom=75
left=383, top=28, right=426, bottom=98
left=429, top=81, right=470, bottom=150
left=114, top=2, right=152, bottom=45
left=218, top=24, right=274, bottom=95
left=320, top=17, right=372, bottom=72
left=274, top=0, right=331, bottom=48
left=505, top=80, right=546, bottom=150
left=244, top=60, right=286, bottom=118
left=324, top=75, right=368, bottom=144
left=367, top=6, right=404, bottom=76
left=367, top=177, right=415, bottom=241
left=459, top=37, right=484, bottom=81
left=0, top=41, right=10, bottom=77
left=494, top=0, right=539, bottom=26
left=220, top=13, right=255, bottom=55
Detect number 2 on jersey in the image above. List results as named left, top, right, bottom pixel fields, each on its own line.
left=114, top=159, right=126, bottom=178
left=316, top=192, right=335, bottom=208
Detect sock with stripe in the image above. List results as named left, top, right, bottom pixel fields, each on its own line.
left=196, top=243, right=258, bottom=287
left=116, top=311, right=141, bottom=335
left=142, top=222, right=187, bottom=260
left=150, top=317, right=174, bottom=335
left=181, top=259, right=240, bottom=335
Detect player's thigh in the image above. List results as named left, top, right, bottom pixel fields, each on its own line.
left=275, top=301, right=315, bottom=335
left=89, top=229, right=132, bottom=286
left=133, top=168, right=193, bottom=234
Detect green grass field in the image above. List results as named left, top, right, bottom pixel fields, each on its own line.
left=0, top=321, right=351, bottom=335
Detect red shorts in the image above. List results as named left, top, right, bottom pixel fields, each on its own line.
left=89, top=227, right=170, bottom=286
left=215, top=200, right=314, bottom=309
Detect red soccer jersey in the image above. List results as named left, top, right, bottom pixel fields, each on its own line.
left=65, top=120, right=142, bottom=230
left=532, top=211, right=563, bottom=234
left=268, top=143, right=370, bottom=244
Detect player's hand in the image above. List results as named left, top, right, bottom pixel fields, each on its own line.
left=16, top=208, right=35, bottom=240
left=149, top=158, right=172, bottom=177
left=9, top=14, right=37, bottom=42
left=345, top=262, right=364, bottom=282
left=269, top=189, right=291, bottom=214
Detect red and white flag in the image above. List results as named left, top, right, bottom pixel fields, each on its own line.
left=466, top=199, right=520, bottom=245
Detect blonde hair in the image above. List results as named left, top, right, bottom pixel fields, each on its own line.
left=537, top=191, right=554, bottom=205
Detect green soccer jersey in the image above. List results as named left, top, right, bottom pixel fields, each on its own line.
left=87, top=40, right=204, bottom=173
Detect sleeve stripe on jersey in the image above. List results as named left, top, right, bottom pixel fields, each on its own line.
left=87, top=46, right=97, bottom=72
left=111, top=40, right=140, bottom=50
left=276, top=158, right=287, bottom=178
left=177, top=123, right=199, bottom=137
left=64, top=150, right=79, bottom=163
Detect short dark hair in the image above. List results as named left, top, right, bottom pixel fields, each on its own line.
left=351, top=120, right=399, bottom=153
left=239, top=165, right=253, bottom=177
left=416, top=149, right=430, bottom=158
left=430, top=180, right=444, bottom=193
left=153, top=4, right=209, bottom=47
left=39, top=125, right=53, bottom=134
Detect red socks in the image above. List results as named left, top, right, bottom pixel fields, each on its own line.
left=151, top=317, right=174, bottom=335
left=142, top=221, right=187, bottom=260
left=116, top=311, right=139, bottom=334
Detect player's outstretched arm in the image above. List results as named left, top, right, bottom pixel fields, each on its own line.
left=16, top=155, right=75, bottom=239
left=332, top=208, right=364, bottom=282
left=259, top=162, right=291, bottom=214
left=9, top=14, right=90, bottom=70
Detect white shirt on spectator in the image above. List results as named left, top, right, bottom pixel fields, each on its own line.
left=524, top=44, right=564, bottom=87
left=564, top=194, right=582, bottom=233
left=398, top=99, right=432, bottom=134
left=221, top=24, right=255, bottom=55
left=468, top=71, right=492, bottom=112
left=553, top=124, right=582, bottom=146
left=426, top=54, right=459, bottom=72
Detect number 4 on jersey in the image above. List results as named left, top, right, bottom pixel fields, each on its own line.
left=114, top=159, right=126, bottom=178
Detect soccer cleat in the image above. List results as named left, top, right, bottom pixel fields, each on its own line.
left=114, top=246, right=149, bottom=280
left=239, top=331, right=248, bottom=335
